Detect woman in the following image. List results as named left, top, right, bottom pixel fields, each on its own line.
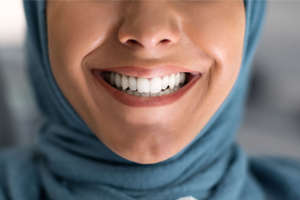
left=0, top=0, right=299, bottom=200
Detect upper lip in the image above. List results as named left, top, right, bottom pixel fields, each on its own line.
left=91, top=65, right=201, bottom=78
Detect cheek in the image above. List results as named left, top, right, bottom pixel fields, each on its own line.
left=47, top=2, right=120, bottom=62
left=47, top=2, right=120, bottom=82
left=47, top=2, right=121, bottom=113
left=179, top=1, right=245, bottom=125
left=186, top=3, right=245, bottom=95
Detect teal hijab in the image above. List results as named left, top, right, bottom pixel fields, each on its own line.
left=1, top=0, right=300, bottom=200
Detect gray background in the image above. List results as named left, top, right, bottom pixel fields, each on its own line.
left=0, top=1, right=300, bottom=159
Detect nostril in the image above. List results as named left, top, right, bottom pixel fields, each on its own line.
left=126, top=39, right=143, bottom=47
left=128, top=39, right=138, bottom=44
left=160, top=39, right=171, bottom=46
left=125, top=39, right=172, bottom=49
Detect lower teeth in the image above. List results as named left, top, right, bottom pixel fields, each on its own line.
left=115, top=84, right=183, bottom=97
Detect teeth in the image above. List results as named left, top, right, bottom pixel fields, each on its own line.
left=180, top=73, right=186, bottom=84
left=122, top=75, right=129, bottom=90
left=141, top=93, right=150, bottom=97
left=137, top=77, right=150, bottom=93
left=150, top=92, right=157, bottom=97
left=110, top=72, right=116, bottom=85
left=104, top=71, right=187, bottom=96
left=127, top=90, right=133, bottom=95
left=169, top=74, right=175, bottom=89
left=129, top=76, right=137, bottom=91
left=157, top=91, right=164, bottom=96
left=133, top=91, right=140, bottom=97
left=115, top=73, right=122, bottom=88
left=149, top=77, right=162, bottom=93
left=175, top=73, right=180, bottom=87
left=162, top=75, right=169, bottom=90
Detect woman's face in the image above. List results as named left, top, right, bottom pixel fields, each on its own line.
left=46, top=0, right=245, bottom=164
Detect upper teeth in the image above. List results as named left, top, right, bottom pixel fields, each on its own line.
left=105, top=72, right=186, bottom=93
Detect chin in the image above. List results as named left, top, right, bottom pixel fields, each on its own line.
left=109, top=134, right=182, bottom=164
left=120, top=149, right=177, bottom=164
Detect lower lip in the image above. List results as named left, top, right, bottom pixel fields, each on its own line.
left=92, top=71, right=201, bottom=107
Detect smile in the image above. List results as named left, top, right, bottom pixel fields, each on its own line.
left=102, top=71, right=186, bottom=96
left=92, top=66, right=201, bottom=107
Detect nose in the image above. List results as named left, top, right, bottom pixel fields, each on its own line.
left=118, top=1, right=180, bottom=50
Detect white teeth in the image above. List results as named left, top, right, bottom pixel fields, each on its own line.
left=104, top=71, right=188, bottom=96
left=115, top=73, right=122, bottom=88
left=129, top=76, right=137, bottom=91
left=122, top=75, right=129, bottom=90
left=110, top=72, right=116, bottom=85
left=149, top=77, right=162, bottom=93
left=169, top=74, right=175, bottom=89
left=137, top=77, right=150, bottom=93
left=175, top=73, right=180, bottom=87
left=162, top=75, right=169, bottom=90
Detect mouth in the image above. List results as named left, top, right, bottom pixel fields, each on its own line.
left=92, top=68, right=201, bottom=107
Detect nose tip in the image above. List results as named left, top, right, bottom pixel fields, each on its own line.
left=117, top=2, right=180, bottom=50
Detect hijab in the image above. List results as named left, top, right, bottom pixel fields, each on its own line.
left=1, top=0, right=300, bottom=200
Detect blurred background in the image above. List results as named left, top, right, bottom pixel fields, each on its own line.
left=0, top=1, right=299, bottom=159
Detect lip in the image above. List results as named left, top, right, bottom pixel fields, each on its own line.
left=92, top=65, right=201, bottom=78
left=92, top=68, right=201, bottom=107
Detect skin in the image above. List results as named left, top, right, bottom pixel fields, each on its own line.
left=46, top=0, right=245, bottom=164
